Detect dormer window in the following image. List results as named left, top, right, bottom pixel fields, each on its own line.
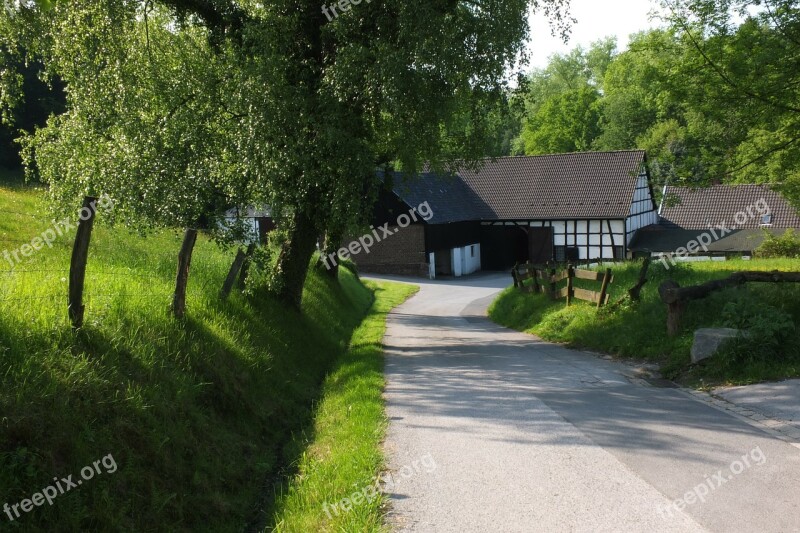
left=761, top=214, right=773, bottom=226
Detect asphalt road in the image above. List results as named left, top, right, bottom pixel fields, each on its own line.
left=375, top=272, right=800, bottom=533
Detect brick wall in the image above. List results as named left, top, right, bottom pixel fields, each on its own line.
left=348, top=224, right=429, bottom=278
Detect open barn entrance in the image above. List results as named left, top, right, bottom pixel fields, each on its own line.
left=480, top=224, right=554, bottom=270
left=527, top=227, right=553, bottom=264
left=480, top=225, right=528, bottom=270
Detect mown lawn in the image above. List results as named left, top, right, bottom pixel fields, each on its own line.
left=0, top=178, right=395, bottom=531
left=489, top=258, right=800, bottom=386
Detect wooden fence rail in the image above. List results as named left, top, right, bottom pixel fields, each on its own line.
left=658, top=270, right=800, bottom=336
left=512, top=262, right=613, bottom=308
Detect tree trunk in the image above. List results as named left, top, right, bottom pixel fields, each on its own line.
left=273, top=211, right=319, bottom=310
left=321, top=230, right=341, bottom=279
left=172, top=228, right=198, bottom=318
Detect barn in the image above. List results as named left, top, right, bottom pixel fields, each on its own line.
left=354, top=150, right=658, bottom=278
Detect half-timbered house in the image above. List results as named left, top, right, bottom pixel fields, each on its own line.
left=356, top=150, right=658, bottom=278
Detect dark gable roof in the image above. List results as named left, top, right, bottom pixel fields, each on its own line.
left=661, top=184, right=800, bottom=230
left=389, top=172, right=494, bottom=224
left=628, top=226, right=791, bottom=253
left=391, top=150, right=647, bottom=223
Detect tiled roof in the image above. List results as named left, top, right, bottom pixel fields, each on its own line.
left=629, top=226, right=790, bottom=253
left=660, top=184, right=800, bottom=230
left=458, top=150, right=647, bottom=220
left=391, top=150, right=647, bottom=223
left=389, top=172, right=494, bottom=225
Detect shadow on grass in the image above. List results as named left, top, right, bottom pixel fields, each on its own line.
left=0, top=265, right=373, bottom=531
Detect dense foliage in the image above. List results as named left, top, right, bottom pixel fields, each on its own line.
left=755, top=228, right=800, bottom=258
left=505, top=0, right=800, bottom=207
left=0, top=0, right=571, bottom=307
left=0, top=52, right=64, bottom=168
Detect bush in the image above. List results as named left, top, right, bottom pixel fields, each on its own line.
left=755, top=228, right=800, bottom=258
left=718, top=297, right=796, bottom=365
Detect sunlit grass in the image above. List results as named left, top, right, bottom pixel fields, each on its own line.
left=271, top=280, right=418, bottom=533
left=0, top=180, right=387, bottom=531
left=489, top=258, right=800, bottom=386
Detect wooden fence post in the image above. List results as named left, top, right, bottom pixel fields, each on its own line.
left=512, top=264, right=520, bottom=289
left=172, top=228, right=198, bottom=318
left=237, top=243, right=256, bottom=290
left=659, top=280, right=684, bottom=336
left=598, top=268, right=612, bottom=308
left=628, top=257, right=651, bottom=302
left=548, top=262, right=557, bottom=300
left=566, top=264, right=574, bottom=306
left=666, top=300, right=686, bottom=337
left=68, top=196, right=98, bottom=329
left=220, top=248, right=247, bottom=300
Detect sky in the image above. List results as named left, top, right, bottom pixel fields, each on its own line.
left=525, top=0, right=663, bottom=70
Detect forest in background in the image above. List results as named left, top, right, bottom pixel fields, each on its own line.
left=481, top=2, right=800, bottom=207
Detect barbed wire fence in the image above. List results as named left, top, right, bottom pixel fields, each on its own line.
left=0, top=197, right=251, bottom=329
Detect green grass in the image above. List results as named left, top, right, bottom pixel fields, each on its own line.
left=0, top=179, right=395, bottom=531
left=270, top=280, right=418, bottom=533
left=489, top=258, right=800, bottom=386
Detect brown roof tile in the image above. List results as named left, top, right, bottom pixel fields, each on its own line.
left=393, top=150, right=648, bottom=222
left=458, top=150, right=647, bottom=220
left=660, top=184, right=800, bottom=230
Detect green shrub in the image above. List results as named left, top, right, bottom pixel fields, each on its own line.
left=755, top=228, right=800, bottom=258
left=718, top=297, right=796, bottom=365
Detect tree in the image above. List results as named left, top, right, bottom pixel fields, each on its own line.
left=512, top=38, right=614, bottom=154
left=659, top=0, right=800, bottom=204
left=520, top=85, right=602, bottom=154
left=596, top=30, right=679, bottom=153
left=1, top=0, right=573, bottom=308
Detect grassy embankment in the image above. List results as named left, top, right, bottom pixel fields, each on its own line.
left=0, top=174, right=415, bottom=531
left=270, top=281, right=417, bottom=532
left=489, top=258, right=800, bottom=386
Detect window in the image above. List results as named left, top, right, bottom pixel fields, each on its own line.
left=761, top=214, right=773, bottom=226
left=565, top=247, right=580, bottom=262
left=555, top=246, right=580, bottom=263
left=613, top=246, right=625, bottom=260
left=470, top=245, right=476, bottom=258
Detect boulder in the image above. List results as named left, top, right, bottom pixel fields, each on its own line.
left=690, top=328, right=743, bottom=364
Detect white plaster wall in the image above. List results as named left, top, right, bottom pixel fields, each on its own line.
left=463, top=243, right=481, bottom=275
left=451, top=248, right=463, bottom=277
